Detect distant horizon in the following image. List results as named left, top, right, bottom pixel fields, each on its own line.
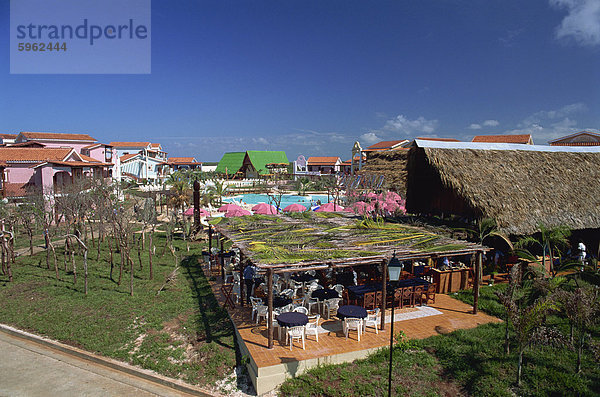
left=1, top=1, right=598, bottom=162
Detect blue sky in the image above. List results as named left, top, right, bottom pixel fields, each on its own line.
left=1, top=0, right=599, bottom=161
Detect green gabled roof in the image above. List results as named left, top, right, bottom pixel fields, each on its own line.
left=215, top=152, right=245, bottom=175
left=246, top=151, right=289, bottom=175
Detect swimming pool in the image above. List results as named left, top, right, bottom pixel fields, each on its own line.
left=223, top=193, right=331, bottom=209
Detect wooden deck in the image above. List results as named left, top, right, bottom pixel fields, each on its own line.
left=205, top=263, right=501, bottom=394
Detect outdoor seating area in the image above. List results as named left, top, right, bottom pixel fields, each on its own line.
left=200, top=213, right=501, bottom=394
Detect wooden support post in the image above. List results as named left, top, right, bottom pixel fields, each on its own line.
left=267, top=268, right=274, bottom=349
left=239, top=256, right=245, bottom=307
left=473, top=251, right=481, bottom=314
left=208, top=226, right=212, bottom=253
left=381, top=258, right=387, bottom=331
left=220, top=234, right=225, bottom=281
left=193, top=180, right=200, bottom=229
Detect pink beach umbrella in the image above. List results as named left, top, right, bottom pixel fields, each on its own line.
left=364, top=192, right=378, bottom=200
left=184, top=208, right=210, bottom=217
left=225, top=208, right=252, bottom=217
left=345, top=201, right=368, bottom=215
left=252, top=203, right=278, bottom=215
left=283, top=203, right=307, bottom=213
left=385, top=191, right=402, bottom=202
left=383, top=201, right=399, bottom=212
left=315, top=202, right=345, bottom=212
left=218, top=203, right=242, bottom=212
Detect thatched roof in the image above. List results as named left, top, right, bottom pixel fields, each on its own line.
left=406, top=140, right=600, bottom=235
left=358, top=149, right=408, bottom=197
left=213, top=213, right=486, bottom=271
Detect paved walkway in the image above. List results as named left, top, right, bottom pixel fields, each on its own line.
left=0, top=331, right=198, bottom=397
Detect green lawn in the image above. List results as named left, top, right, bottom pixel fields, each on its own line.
left=0, top=233, right=237, bottom=386
left=280, top=284, right=600, bottom=396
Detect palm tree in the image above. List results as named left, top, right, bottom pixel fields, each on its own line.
left=515, top=224, right=571, bottom=277
left=169, top=180, right=190, bottom=218
left=209, top=180, right=228, bottom=207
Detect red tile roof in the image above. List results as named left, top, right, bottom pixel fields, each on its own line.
left=365, top=140, right=408, bottom=150
left=307, top=156, right=341, bottom=165
left=6, top=142, right=46, bottom=148
left=3, top=183, right=30, bottom=197
left=548, top=131, right=600, bottom=146
left=81, top=143, right=111, bottom=150
left=38, top=160, right=109, bottom=168
left=79, top=154, right=102, bottom=163
left=416, top=137, right=461, bottom=142
left=120, top=153, right=138, bottom=162
left=19, top=132, right=96, bottom=141
left=472, top=134, right=532, bottom=144
left=110, top=141, right=150, bottom=148
left=168, top=157, right=199, bottom=164
left=0, top=148, right=73, bottom=162
left=0, top=134, right=17, bottom=139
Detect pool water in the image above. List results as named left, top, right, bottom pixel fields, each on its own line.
left=223, top=193, right=331, bottom=210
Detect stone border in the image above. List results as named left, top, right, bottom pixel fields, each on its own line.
left=0, top=323, right=215, bottom=397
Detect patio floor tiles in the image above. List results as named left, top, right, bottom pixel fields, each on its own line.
left=205, top=264, right=501, bottom=368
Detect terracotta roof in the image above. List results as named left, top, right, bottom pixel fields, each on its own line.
left=549, top=131, right=600, bottom=146
left=416, top=137, right=461, bottom=142
left=120, top=153, right=138, bottom=162
left=0, top=148, right=73, bottom=162
left=3, top=183, right=30, bottom=198
left=472, top=134, right=532, bottom=144
left=110, top=141, right=150, bottom=148
left=19, top=132, right=96, bottom=141
left=6, top=142, right=46, bottom=148
left=365, top=140, right=408, bottom=150
left=79, top=154, right=103, bottom=163
left=307, top=156, right=341, bottom=165
left=37, top=160, right=109, bottom=168
left=150, top=143, right=161, bottom=148
left=81, top=143, right=111, bottom=150
left=0, top=134, right=17, bottom=139
left=168, top=157, right=200, bottom=164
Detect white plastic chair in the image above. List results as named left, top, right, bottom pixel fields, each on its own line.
left=305, top=314, right=320, bottom=342
left=304, top=292, right=320, bottom=314
left=323, top=298, right=341, bottom=320
left=255, top=304, right=268, bottom=324
left=287, top=326, right=305, bottom=350
left=344, top=318, right=363, bottom=341
left=280, top=288, right=294, bottom=299
left=364, top=308, right=380, bottom=334
left=250, top=297, right=263, bottom=322
left=333, top=284, right=344, bottom=296
left=293, top=306, right=309, bottom=315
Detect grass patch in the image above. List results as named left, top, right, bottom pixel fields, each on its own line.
left=0, top=233, right=236, bottom=386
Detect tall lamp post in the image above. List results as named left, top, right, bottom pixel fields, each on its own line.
left=387, top=252, right=403, bottom=397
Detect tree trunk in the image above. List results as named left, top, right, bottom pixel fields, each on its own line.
left=71, top=242, right=76, bottom=285
left=118, top=247, right=123, bottom=286
left=517, top=350, right=523, bottom=386
left=48, top=240, right=59, bottom=280
left=108, top=236, right=114, bottom=280
left=83, top=248, right=88, bottom=295
left=148, top=232, right=153, bottom=280
left=137, top=235, right=143, bottom=271
left=89, top=220, right=95, bottom=248
left=577, top=331, right=583, bottom=373
left=29, top=232, right=34, bottom=256
left=128, top=253, right=134, bottom=296
left=504, top=316, right=510, bottom=355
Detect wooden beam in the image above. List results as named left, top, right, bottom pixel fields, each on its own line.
left=267, top=268, right=274, bottom=349
left=473, top=251, right=481, bottom=314
left=381, top=259, right=387, bottom=331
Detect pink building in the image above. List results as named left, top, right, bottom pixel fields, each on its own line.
left=0, top=147, right=109, bottom=198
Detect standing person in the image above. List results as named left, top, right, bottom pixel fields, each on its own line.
left=243, top=263, right=256, bottom=304
left=578, top=240, right=586, bottom=270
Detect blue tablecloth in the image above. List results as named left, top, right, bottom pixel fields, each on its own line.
left=276, top=312, right=308, bottom=327
left=337, top=305, right=367, bottom=320
left=311, top=288, right=339, bottom=301
left=291, top=273, right=316, bottom=283
left=273, top=297, right=292, bottom=308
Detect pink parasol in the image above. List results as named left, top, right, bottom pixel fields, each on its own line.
left=315, top=202, right=345, bottom=212
left=283, top=203, right=307, bottom=213
left=218, top=203, right=242, bottom=212
left=184, top=208, right=210, bottom=217
left=252, top=203, right=278, bottom=215
left=225, top=208, right=252, bottom=217
left=385, top=191, right=402, bottom=202
left=345, top=201, right=368, bottom=215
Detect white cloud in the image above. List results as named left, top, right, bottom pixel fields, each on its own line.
left=500, top=102, right=591, bottom=143
left=483, top=119, right=500, bottom=127
left=359, top=132, right=382, bottom=145
left=382, top=114, right=439, bottom=135
left=550, top=0, right=600, bottom=46
left=252, top=137, right=269, bottom=145
left=468, top=119, right=499, bottom=129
